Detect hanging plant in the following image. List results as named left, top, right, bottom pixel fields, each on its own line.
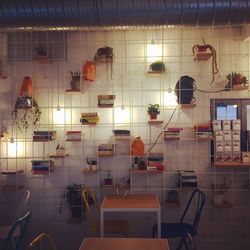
left=192, top=38, right=219, bottom=85
left=93, top=46, right=114, bottom=79
left=12, top=96, right=41, bottom=131
left=12, top=76, right=41, bottom=132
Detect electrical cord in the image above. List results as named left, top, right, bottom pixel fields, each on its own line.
left=144, top=105, right=179, bottom=156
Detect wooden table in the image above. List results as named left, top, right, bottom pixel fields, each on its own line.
left=100, top=194, right=161, bottom=238
left=79, top=237, right=169, bottom=250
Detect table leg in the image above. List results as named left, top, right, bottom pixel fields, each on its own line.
left=100, top=209, right=104, bottom=237
left=157, top=209, right=161, bottom=238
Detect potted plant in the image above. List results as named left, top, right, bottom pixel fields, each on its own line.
left=104, top=170, right=113, bottom=186
left=211, top=182, right=230, bottom=206
left=60, top=183, right=84, bottom=219
left=225, top=72, right=248, bottom=90
left=147, top=104, right=160, bottom=120
left=12, top=96, right=41, bottom=131
left=56, top=143, right=65, bottom=156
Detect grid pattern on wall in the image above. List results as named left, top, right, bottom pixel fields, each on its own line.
left=0, top=26, right=250, bottom=250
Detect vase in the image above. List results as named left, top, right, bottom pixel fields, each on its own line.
left=149, top=113, right=157, bottom=120
left=71, top=80, right=80, bottom=91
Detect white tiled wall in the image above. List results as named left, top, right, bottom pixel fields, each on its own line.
left=0, top=26, right=250, bottom=249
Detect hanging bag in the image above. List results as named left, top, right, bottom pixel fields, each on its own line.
left=131, top=137, right=145, bottom=156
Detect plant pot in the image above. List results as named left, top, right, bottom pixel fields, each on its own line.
left=213, top=194, right=224, bottom=205
left=149, top=113, right=158, bottom=120
left=104, top=178, right=113, bottom=186
left=70, top=206, right=82, bottom=218
left=71, top=80, right=80, bottom=91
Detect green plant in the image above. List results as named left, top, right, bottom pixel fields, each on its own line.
left=225, top=72, right=248, bottom=90
left=147, top=104, right=160, bottom=115
left=12, top=96, right=41, bottom=131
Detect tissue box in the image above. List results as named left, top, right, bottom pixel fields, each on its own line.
left=232, top=153, right=241, bottom=162
left=213, top=120, right=222, bottom=131
left=224, top=152, right=232, bottom=162
left=222, top=120, right=231, bottom=130
left=242, top=152, right=250, bottom=163
left=215, top=131, right=223, bottom=141
left=232, top=131, right=240, bottom=141
left=224, top=141, right=232, bottom=152
left=232, top=119, right=241, bottom=130
left=223, top=131, right=232, bottom=141
left=232, top=141, right=240, bottom=152
left=216, top=142, right=224, bottom=152
left=215, top=153, right=224, bottom=162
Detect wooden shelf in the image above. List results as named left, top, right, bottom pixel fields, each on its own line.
left=65, top=89, right=82, bottom=93
left=82, top=169, right=98, bottom=174
left=193, top=52, right=212, bottom=61
left=215, top=162, right=250, bottom=167
left=98, top=104, right=114, bottom=108
left=49, top=154, right=68, bottom=158
left=148, top=120, right=163, bottom=125
left=232, top=85, right=248, bottom=91
left=66, top=139, right=81, bottom=142
left=180, top=104, right=196, bottom=108
left=1, top=170, right=24, bottom=175
left=164, top=137, right=180, bottom=141
left=114, top=136, right=131, bottom=140
left=131, top=169, right=163, bottom=174
left=98, top=154, right=114, bottom=157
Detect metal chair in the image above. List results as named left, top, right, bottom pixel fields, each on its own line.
left=82, top=187, right=131, bottom=237
left=152, top=189, right=206, bottom=250
left=0, top=190, right=31, bottom=245
left=178, top=233, right=196, bottom=250
left=2, top=211, right=32, bottom=250
left=28, top=233, right=57, bottom=250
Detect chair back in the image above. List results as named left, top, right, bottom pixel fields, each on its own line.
left=3, top=211, right=32, bottom=250
left=81, top=188, right=100, bottom=232
left=28, top=233, right=57, bottom=250
left=180, top=189, right=206, bottom=235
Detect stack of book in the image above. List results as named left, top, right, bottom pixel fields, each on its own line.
left=98, top=95, right=115, bottom=107
left=33, top=131, right=56, bottom=141
left=80, top=112, right=99, bottom=125
left=178, top=170, right=198, bottom=188
left=31, top=160, right=54, bottom=174
left=66, top=131, right=81, bottom=141
left=194, top=123, right=212, bottom=139
left=113, top=130, right=130, bottom=137
left=164, top=128, right=182, bottom=140
left=98, top=144, right=114, bottom=156
left=147, top=155, right=164, bottom=171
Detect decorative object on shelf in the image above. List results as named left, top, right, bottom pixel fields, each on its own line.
left=149, top=61, right=165, bottom=73
left=80, top=112, right=99, bottom=125
left=33, top=46, right=48, bottom=63
left=147, top=104, right=160, bottom=120
left=164, top=127, right=182, bottom=140
left=104, top=170, right=113, bottom=186
left=33, top=131, right=56, bottom=141
left=147, top=155, right=164, bottom=171
left=175, top=75, right=196, bottom=104
left=193, top=123, right=213, bottom=140
left=66, top=131, right=81, bottom=141
left=178, top=170, right=198, bottom=188
left=55, top=143, right=65, bottom=156
left=225, top=72, right=248, bottom=91
left=98, top=94, right=115, bottom=107
left=31, top=160, right=54, bottom=174
left=12, top=76, right=41, bottom=131
left=192, top=38, right=219, bottom=84
left=131, top=137, right=145, bottom=156
left=113, top=129, right=130, bottom=137
left=82, top=61, right=95, bottom=81
left=86, top=158, right=97, bottom=170
left=94, top=46, right=114, bottom=79
left=98, top=144, right=114, bottom=156
left=70, top=71, right=81, bottom=91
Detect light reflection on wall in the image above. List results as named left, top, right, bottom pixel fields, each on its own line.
left=147, top=42, right=162, bottom=63
left=114, top=107, right=130, bottom=124
left=164, top=91, right=178, bottom=107
left=8, top=141, right=25, bottom=157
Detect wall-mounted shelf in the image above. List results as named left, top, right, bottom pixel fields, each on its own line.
left=1, top=170, right=24, bottom=175
left=148, top=120, right=163, bottom=125
left=82, top=169, right=98, bottom=174
left=214, top=162, right=250, bottom=167
left=180, top=104, right=197, bottom=108
left=232, top=85, right=248, bottom=91
left=65, top=89, right=82, bottom=93
left=49, top=154, right=68, bottom=158
left=131, top=169, right=163, bottom=174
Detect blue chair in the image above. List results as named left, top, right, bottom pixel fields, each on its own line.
left=2, top=211, right=32, bottom=250
left=152, top=189, right=206, bottom=250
